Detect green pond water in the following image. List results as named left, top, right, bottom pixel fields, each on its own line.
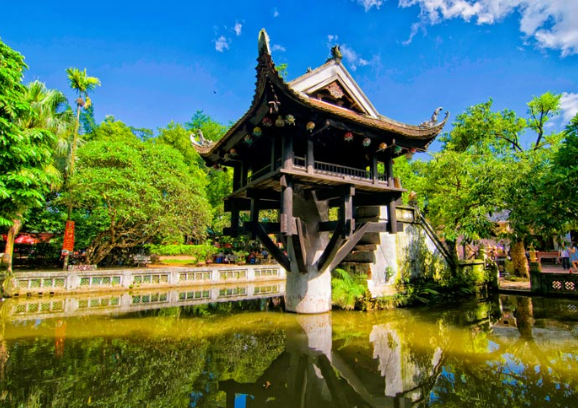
left=0, top=292, right=578, bottom=407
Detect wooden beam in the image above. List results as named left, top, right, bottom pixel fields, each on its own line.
left=243, top=221, right=280, bottom=234
left=314, top=185, right=355, bottom=202
left=246, top=188, right=281, bottom=202
left=225, top=197, right=279, bottom=211
left=292, top=218, right=308, bottom=273
left=327, top=222, right=378, bottom=271
left=319, top=221, right=338, bottom=232
left=251, top=223, right=291, bottom=271
left=316, top=218, right=346, bottom=272
left=353, top=193, right=399, bottom=207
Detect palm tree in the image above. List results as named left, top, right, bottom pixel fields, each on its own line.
left=61, top=68, right=100, bottom=270
left=65, top=67, right=100, bottom=175
left=2, top=81, right=69, bottom=273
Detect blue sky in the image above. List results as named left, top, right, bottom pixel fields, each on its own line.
left=2, top=0, right=577, bottom=152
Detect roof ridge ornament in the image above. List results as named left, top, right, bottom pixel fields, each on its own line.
left=419, top=107, right=447, bottom=128
left=327, top=45, right=342, bottom=63
left=258, top=29, right=271, bottom=56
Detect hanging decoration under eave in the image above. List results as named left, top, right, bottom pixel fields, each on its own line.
left=306, top=121, right=315, bottom=132
left=262, top=117, right=273, bottom=127
left=244, top=135, right=253, bottom=145
left=344, top=132, right=354, bottom=142
left=362, top=137, right=371, bottom=147
left=285, top=114, right=295, bottom=126
left=253, top=127, right=262, bottom=137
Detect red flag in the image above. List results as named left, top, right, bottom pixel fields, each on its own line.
left=62, top=221, right=75, bottom=253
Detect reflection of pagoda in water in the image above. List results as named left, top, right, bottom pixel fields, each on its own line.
left=218, top=315, right=448, bottom=408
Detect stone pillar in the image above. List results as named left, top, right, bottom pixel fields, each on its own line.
left=285, top=192, right=332, bottom=314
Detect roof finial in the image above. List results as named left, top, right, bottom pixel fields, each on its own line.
left=258, top=29, right=271, bottom=56
left=330, top=45, right=342, bottom=62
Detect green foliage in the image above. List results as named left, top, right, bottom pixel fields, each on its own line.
left=275, top=63, right=289, bottom=79
left=399, top=226, right=452, bottom=285
left=185, top=110, right=228, bottom=142
left=331, top=268, right=367, bottom=310
left=60, top=136, right=211, bottom=264
left=0, top=39, right=60, bottom=226
left=145, top=243, right=215, bottom=259
left=400, top=93, right=564, bottom=278
left=532, top=113, right=578, bottom=233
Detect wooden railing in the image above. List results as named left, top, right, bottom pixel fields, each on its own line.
left=240, top=157, right=390, bottom=188
left=314, top=160, right=371, bottom=179
left=294, top=156, right=306, bottom=168
left=246, top=164, right=271, bottom=184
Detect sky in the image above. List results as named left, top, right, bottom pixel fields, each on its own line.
left=2, top=0, right=578, bottom=153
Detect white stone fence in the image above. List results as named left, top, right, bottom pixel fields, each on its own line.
left=6, top=264, right=285, bottom=297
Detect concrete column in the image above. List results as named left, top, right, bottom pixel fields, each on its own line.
left=285, top=192, right=332, bottom=314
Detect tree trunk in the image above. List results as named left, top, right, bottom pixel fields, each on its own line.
left=1, top=219, right=22, bottom=275
left=511, top=240, right=529, bottom=278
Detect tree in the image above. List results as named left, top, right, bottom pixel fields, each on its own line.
left=158, top=117, right=232, bottom=234
left=411, top=151, right=505, bottom=260
left=185, top=110, right=228, bottom=142
left=408, top=94, right=563, bottom=277
left=60, top=138, right=211, bottom=264
left=0, top=40, right=60, bottom=273
left=65, top=67, right=100, bottom=175
left=533, top=113, right=578, bottom=234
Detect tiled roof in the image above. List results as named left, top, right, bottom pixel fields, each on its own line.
left=194, top=30, right=448, bottom=158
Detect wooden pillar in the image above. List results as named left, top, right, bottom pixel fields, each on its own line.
left=230, top=200, right=240, bottom=237
left=270, top=137, right=276, bottom=171
left=250, top=197, right=259, bottom=239
left=233, top=162, right=242, bottom=191
left=340, top=185, right=354, bottom=237
left=280, top=174, right=294, bottom=235
left=385, top=150, right=393, bottom=187
left=388, top=196, right=397, bottom=234
left=282, top=134, right=294, bottom=171
left=371, top=155, right=378, bottom=184
left=306, top=136, right=314, bottom=174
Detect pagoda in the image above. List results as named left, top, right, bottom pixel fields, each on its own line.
left=194, top=30, right=448, bottom=313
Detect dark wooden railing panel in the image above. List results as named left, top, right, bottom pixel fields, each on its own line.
left=314, top=161, right=371, bottom=180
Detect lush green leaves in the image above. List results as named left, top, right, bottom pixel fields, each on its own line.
left=0, top=39, right=59, bottom=227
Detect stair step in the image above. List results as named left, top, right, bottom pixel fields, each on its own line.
left=353, top=244, right=377, bottom=252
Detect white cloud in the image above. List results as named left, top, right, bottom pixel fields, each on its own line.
left=215, top=36, right=230, bottom=52
left=234, top=22, right=242, bottom=36
left=328, top=34, right=339, bottom=42
left=356, top=0, right=384, bottom=11
left=272, top=44, right=286, bottom=52
left=340, top=44, right=377, bottom=70
left=273, top=8, right=279, bottom=17
left=560, top=92, right=578, bottom=123
left=393, top=0, right=578, bottom=56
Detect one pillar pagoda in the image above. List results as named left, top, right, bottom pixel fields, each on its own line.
left=194, top=30, right=448, bottom=313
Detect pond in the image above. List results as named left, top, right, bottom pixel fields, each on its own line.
left=1, top=291, right=578, bottom=407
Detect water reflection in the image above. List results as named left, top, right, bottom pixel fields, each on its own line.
left=0, top=294, right=578, bottom=407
